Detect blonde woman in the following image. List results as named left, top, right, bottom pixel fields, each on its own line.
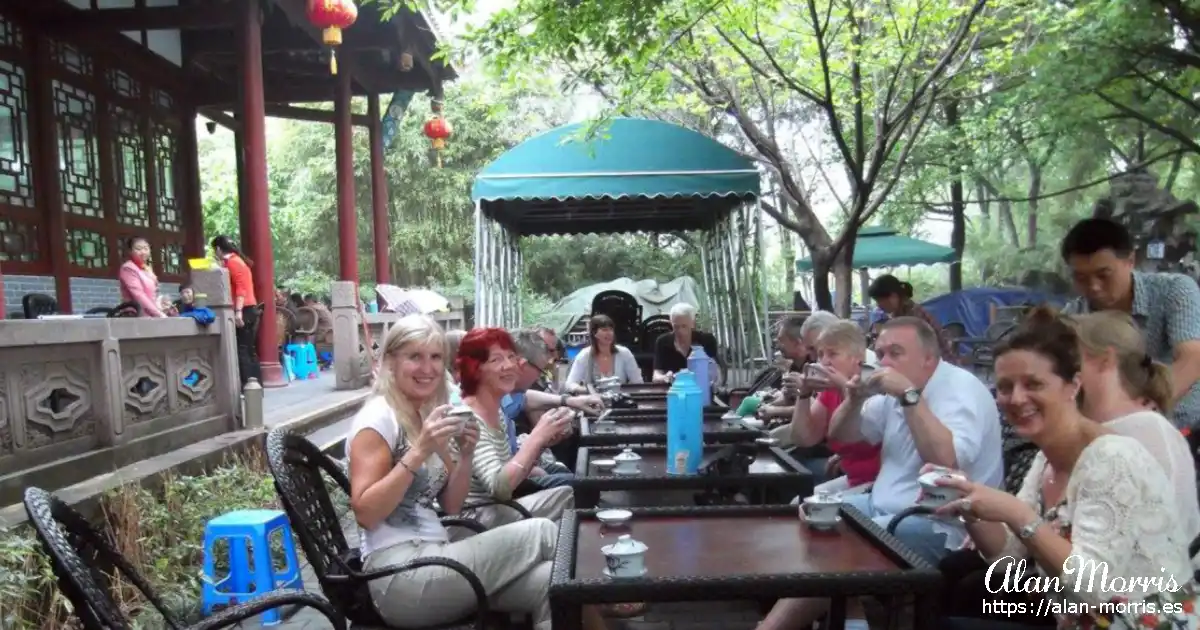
left=346, top=315, right=607, bottom=630
left=1072, top=311, right=1200, bottom=542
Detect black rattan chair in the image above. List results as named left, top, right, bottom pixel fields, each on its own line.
left=22, top=486, right=346, bottom=630
left=266, top=429, right=518, bottom=630
left=21, top=292, right=57, bottom=319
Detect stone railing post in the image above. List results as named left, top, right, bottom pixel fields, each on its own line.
left=190, top=269, right=241, bottom=427
left=93, top=323, right=124, bottom=448
left=331, top=281, right=362, bottom=390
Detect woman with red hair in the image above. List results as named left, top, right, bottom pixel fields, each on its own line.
left=458, top=327, right=576, bottom=528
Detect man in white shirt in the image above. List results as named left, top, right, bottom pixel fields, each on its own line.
left=758, top=316, right=1002, bottom=630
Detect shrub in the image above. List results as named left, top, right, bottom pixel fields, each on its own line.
left=0, top=446, right=286, bottom=629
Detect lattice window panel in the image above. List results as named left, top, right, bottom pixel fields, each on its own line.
left=66, top=228, right=108, bottom=270
left=154, top=124, right=180, bottom=231
left=0, top=218, right=38, bottom=263
left=154, top=89, right=173, bottom=112
left=0, top=59, right=32, bottom=208
left=160, top=241, right=182, bottom=277
left=0, top=16, right=23, bottom=50
left=112, top=106, right=148, bottom=227
left=107, top=69, right=141, bottom=101
left=51, top=41, right=93, bottom=77
left=53, top=81, right=102, bottom=218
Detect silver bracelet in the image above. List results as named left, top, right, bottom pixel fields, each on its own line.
left=510, top=461, right=527, bottom=471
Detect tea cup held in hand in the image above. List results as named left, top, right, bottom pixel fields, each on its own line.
left=800, top=490, right=842, bottom=529
left=446, top=405, right=474, bottom=434
left=601, top=534, right=647, bottom=578
left=917, top=467, right=967, bottom=508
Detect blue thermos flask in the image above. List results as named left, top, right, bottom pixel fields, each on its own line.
left=687, top=345, right=711, bottom=404
left=667, top=370, right=704, bottom=475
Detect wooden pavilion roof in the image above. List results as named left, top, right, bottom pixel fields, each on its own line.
left=5, top=0, right=454, bottom=108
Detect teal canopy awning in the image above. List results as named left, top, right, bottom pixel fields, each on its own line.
left=795, top=226, right=958, bottom=272
left=471, top=118, right=760, bottom=235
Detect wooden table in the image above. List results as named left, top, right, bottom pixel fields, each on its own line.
left=571, top=444, right=813, bottom=508
left=550, top=505, right=943, bottom=630
left=579, top=414, right=761, bottom=447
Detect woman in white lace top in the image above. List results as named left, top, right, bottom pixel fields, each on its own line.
left=931, top=307, right=1200, bottom=630
left=1073, top=310, right=1200, bottom=544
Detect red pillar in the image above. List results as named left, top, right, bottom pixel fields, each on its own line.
left=0, top=261, right=6, bottom=319
left=234, top=129, right=251, bottom=249
left=180, top=109, right=206, bottom=259
left=240, top=0, right=285, bottom=387
left=367, top=94, right=390, bottom=285
left=334, top=71, right=357, bottom=282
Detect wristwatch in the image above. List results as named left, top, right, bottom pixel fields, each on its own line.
left=1014, top=516, right=1044, bottom=540
left=561, top=394, right=569, bottom=408
left=899, top=387, right=922, bottom=407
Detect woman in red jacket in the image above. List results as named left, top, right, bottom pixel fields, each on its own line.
left=211, top=235, right=260, bottom=386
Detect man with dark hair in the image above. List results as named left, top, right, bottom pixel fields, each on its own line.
left=1061, top=217, right=1200, bottom=429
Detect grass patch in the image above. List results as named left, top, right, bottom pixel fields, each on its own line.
left=0, top=445, right=300, bottom=629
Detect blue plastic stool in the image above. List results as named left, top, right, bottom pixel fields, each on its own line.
left=284, top=344, right=313, bottom=380
left=281, top=354, right=297, bottom=382
left=201, top=509, right=303, bottom=625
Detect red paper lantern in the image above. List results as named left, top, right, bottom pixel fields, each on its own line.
left=423, top=116, right=453, bottom=166
left=306, top=0, right=358, bottom=75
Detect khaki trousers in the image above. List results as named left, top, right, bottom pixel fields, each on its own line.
left=366, top=517, right=556, bottom=630
left=469, top=485, right=575, bottom=529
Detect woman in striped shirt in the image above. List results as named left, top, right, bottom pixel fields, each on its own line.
left=456, top=327, right=575, bottom=529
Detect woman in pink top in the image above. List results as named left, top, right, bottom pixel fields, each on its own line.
left=118, top=237, right=166, bottom=318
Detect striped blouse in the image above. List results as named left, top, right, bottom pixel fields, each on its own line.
left=467, top=414, right=516, bottom=502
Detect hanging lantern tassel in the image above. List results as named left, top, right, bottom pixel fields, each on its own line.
left=323, top=26, right=342, bottom=75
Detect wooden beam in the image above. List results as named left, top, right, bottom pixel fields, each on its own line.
left=41, top=5, right=239, bottom=35
left=193, top=65, right=437, bottom=107
left=264, top=104, right=371, bottom=126
left=186, top=22, right=398, bottom=56
left=198, top=108, right=240, bottom=131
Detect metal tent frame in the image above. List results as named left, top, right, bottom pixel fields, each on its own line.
left=469, top=119, right=770, bottom=383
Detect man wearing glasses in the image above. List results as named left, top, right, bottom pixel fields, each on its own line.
left=502, top=329, right=602, bottom=489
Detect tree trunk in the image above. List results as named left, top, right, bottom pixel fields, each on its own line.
left=812, top=257, right=834, bottom=311
left=999, top=199, right=1020, bottom=248
left=945, top=100, right=965, bottom=292
left=826, top=236, right=856, bottom=317
left=1026, top=164, right=1041, bottom=248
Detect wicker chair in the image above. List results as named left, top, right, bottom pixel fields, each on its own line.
left=22, top=487, right=345, bottom=630
left=266, top=429, right=526, bottom=630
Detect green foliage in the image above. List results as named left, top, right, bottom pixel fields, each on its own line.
left=0, top=449, right=325, bottom=629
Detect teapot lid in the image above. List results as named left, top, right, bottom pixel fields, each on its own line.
left=614, top=448, right=641, bottom=462
left=602, top=534, right=647, bottom=556
left=804, top=490, right=842, bottom=505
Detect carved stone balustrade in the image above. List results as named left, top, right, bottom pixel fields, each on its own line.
left=0, top=269, right=240, bottom=506
left=330, top=281, right=466, bottom=391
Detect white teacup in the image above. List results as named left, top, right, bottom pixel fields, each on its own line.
left=601, top=534, right=647, bottom=578
left=446, top=406, right=473, bottom=434
left=917, top=467, right=966, bottom=508
left=741, top=417, right=764, bottom=430
left=800, top=490, right=842, bottom=528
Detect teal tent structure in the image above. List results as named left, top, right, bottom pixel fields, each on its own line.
left=470, top=118, right=769, bottom=377
left=794, top=226, right=958, bottom=272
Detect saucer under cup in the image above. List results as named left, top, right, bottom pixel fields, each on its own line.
left=597, top=509, right=632, bottom=526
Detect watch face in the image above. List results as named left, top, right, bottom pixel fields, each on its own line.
left=902, top=389, right=920, bottom=405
